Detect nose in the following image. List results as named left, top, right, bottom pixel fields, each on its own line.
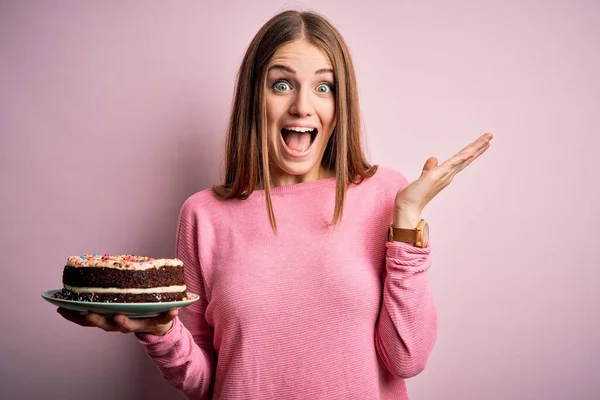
left=288, top=87, right=313, bottom=117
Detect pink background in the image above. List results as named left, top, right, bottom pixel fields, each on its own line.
left=1, top=1, right=598, bottom=399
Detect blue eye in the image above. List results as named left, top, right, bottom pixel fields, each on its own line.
left=316, top=83, right=333, bottom=93
left=273, top=81, right=291, bottom=92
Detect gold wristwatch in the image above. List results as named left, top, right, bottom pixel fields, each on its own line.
left=387, top=219, right=429, bottom=248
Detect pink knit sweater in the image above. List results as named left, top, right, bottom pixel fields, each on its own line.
left=136, top=165, right=437, bottom=399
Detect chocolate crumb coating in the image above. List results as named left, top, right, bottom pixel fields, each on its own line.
left=55, top=289, right=187, bottom=303
left=62, top=265, right=184, bottom=289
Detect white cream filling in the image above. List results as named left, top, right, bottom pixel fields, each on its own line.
left=64, top=284, right=186, bottom=294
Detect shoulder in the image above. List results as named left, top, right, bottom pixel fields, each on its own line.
left=178, top=188, right=223, bottom=222
left=348, top=165, right=410, bottom=209
left=362, top=165, right=410, bottom=194
left=371, top=165, right=409, bottom=186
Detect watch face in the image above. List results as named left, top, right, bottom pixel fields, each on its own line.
left=422, top=223, right=429, bottom=246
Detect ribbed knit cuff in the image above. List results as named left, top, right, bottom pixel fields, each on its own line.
left=385, top=241, right=432, bottom=272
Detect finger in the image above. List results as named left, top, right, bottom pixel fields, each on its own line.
left=453, top=132, right=493, bottom=159
left=57, top=307, right=95, bottom=327
left=456, top=136, right=491, bottom=163
left=112, top=308, right=179, bottom=333
left=111, top=314, right=136, bottom=333
left=467, top=132, right=493, bottom=149
left=441, top=133, right=493, bottom=172
left=448, top=135, right=484, bottom=160
left=441, top=142, right=491, bottom=185
left=86, top=313, right=124, bottom=332
left=157, top=308, right=180, bottom=324
left=453, top=140, right=491, bottom=174
left=481, top=132, right=494, bottom=141
left=420, top=157, right=438, bottom=178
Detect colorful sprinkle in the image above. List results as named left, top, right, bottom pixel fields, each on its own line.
left=65, top=254, right=182, bottom=270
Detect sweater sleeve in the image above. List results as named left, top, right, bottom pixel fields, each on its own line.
left=135, top=201, right=217, bottom=399
left=374, top=241, right=438, bottom=378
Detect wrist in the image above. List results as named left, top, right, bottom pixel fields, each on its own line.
left=394, top=208, right=422, bottom=229
left=146, top=320, right=174, bottom=337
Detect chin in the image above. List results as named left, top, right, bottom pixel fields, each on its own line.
left=272, top=158, right=322, bottom=180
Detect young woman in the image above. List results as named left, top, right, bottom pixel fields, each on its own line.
left=59, top=9, right=492, bottom=399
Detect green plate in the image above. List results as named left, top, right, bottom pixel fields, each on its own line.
left=41, top=289, right=199, bottom=319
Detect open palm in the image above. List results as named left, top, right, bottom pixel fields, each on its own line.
left=395, top=132, right=493, bottom=216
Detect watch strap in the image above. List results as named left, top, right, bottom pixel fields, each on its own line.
left=388, top=225, right=417, bottom=244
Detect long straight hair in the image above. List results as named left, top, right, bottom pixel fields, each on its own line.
left=212, top=10, right=377, bottom=232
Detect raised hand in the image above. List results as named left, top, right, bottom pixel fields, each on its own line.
left=57, top=307, right=179, bottom=336
left=394, top=132, right=493, bottom=228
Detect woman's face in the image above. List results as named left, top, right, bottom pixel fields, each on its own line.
left=265, top=39, right=336, bottom=186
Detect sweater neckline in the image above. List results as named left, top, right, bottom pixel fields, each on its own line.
left=245, top=167, right=382, bottom=198
left=251, top=176, right=338, bottom=196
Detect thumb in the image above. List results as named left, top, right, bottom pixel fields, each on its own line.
left=420, top=157, right=438, bottom=177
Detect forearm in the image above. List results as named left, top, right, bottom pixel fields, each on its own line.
left=375, top=242, right=438, bottom=378
left=136, top=317, right=216, bottom=399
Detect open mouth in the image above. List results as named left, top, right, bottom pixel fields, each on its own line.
left=280, top=127, right=318, bottom=154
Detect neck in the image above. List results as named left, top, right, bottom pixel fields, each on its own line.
left=265, top=166, right=335, bottom=189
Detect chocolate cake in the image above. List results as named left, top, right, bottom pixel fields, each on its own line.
left=56, top=254, right=187, bottom=303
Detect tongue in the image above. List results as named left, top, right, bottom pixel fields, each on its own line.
left=284, top=131, right=311, bottom=152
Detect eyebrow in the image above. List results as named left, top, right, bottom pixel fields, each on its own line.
left=268, top=64, right=334, bottom=75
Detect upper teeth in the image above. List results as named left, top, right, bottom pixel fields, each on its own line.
left=285, top=127, right=314, bottom=132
